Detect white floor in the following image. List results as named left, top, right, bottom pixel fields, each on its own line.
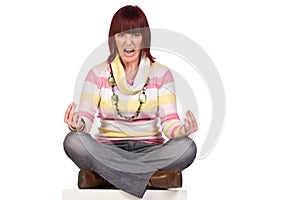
left=62, top=189, right=187, bottom=200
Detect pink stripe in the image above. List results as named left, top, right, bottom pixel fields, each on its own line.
left=86, top=63, right=174, bottom=89
left=96, top=138, right=165, bottom=144
left=97, top=112, right=104, bottom=118
left=98, top=117, right=154, bottom=123
left=94, top=77, right=174, bottom=90
left=147, top=76, right=174, bottom=88
left=145, top=83, right=159, bottom=89
left=98, top=109, right=157, bottom=119
left=96, top=77, right=111, bottom=89
left=78, top=111, right=94, bottom=122
left=170, top=124, right=181, bottom=138
left=85, top=70, right=98, bottom=83
left=84, top=75, right=106, bottom=89
left=159, top=104, right=178, bottom=114
left=160, top=113, right=180, bottom=123
left=85, top=67, right=174, bottom=90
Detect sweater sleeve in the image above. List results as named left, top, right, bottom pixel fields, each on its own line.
left=77, top=68, right=101, bottom=133
left=158, top=69, right=183, bottom=139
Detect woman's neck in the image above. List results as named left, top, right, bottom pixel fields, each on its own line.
left=122, top=60, right=140, bottom=73
left=120, top=59, right=140, bottom=81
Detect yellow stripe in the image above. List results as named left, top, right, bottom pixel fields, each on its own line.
left=100, top=98, right=158, bottom=111
left=99, top=128, right=158, bottom=137
left=80, top=91, right=100, bottom=106
left=152, top=62, right=164, bottom=68
left=173, top=128, right=182, bottom=138
left=159, top=94, right=176, bottom=105
left=94, top=61, right=107, bottom=69
left=163, top=119, right=181, bottom=135
left=98, top=94, right=175, bottom=111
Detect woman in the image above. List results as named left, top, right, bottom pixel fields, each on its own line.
left=63, top=5, right=198, bottom=198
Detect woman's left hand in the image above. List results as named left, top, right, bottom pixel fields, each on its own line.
left=179, top=110, right=198, bottom=136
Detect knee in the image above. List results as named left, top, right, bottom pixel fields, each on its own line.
left=63, top=131, right=87, bottom=157
left=172, top=137, right=197, bottom=169
left=179, top=137, right=197, bottom=160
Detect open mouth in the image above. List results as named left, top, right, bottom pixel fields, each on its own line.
left=123, top=48, right=135, bottom=54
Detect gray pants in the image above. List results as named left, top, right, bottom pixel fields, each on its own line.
left=63, top=131, right=197, bottom=198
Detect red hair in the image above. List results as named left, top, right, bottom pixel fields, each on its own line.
left=107, top=5, right=155, bottom=63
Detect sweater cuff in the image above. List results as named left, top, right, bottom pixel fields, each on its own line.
left=173, top=126, right=183, bottom=138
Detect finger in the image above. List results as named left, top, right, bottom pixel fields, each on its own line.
left=68, top=103, right=77, bottom=125
left=184, top=118, right=190, bottom=130
left=70, top=113, right=77, bottom=128
left=188, top=110, right=195, bottom=121
left=188, top=110, right=195, bottom=120
left=64, top=102, right=74, bottom=123
left=186, top=111, right=194, bottom=128
left=76, top=115, right=83, bottom=128
left=71, top=113, right=76, bottom=127
left=192, top=115, right=198, bottom=131
left=72, top=113, right=80, bottom=128
left=179, top=125, right=186, bottom=136
left=180, top=122, right=188, bottom=136
left=182, top=119, right=192, bottom=136
left=187, top=110, right=198, bottom=131
left=70, top=103, right=76, bottom=115
left=189, top=112, right=197, bottom=130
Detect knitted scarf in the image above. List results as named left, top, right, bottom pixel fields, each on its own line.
left=110, top=55, right=150, bottom=95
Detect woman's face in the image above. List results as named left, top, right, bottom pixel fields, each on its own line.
left=115, top=32, right=143, bottom=65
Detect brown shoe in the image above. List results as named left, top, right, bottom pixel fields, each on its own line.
left=147, top=168, right=182, bottom=189
left=78, top=169, right=114, bottom=189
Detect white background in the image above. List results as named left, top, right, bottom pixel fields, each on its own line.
left=0, top=0, right=299, bottom=200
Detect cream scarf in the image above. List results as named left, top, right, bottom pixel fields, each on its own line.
left=110, top=55, right=151, bottom=95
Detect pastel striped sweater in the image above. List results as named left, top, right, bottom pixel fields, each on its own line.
left=78, top=56, right=183, bottom=144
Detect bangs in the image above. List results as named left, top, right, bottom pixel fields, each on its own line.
left=111, top=10, right=148, bottom=35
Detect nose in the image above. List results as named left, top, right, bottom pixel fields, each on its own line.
left=125, top=34, right=132, bottom=45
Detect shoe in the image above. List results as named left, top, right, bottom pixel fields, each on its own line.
left=78, top=168, right=182, bottom=189
left=78, top=169, right=114, bottom=189
left=147, top=168, right=182, bottom=189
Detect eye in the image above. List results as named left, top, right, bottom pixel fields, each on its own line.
left=117, top=33, right=124, bottom=38
left=133, top=33, right=141, bottom=37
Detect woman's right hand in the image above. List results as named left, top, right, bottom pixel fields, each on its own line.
left=64, top=102, right=84, bottom=130
left=179, top=110, right=198, bottom=137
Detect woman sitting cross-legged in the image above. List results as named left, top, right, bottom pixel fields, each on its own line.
left=63, top=5, right=198, bottom=198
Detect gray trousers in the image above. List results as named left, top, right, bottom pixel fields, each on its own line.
left=63, top=131, right=197, bottom=198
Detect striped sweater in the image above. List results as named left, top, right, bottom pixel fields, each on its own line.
left=78, top=56, right=183, bottom=144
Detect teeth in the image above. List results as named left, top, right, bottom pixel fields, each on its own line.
left=124, top=49, right=134, bottom=54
